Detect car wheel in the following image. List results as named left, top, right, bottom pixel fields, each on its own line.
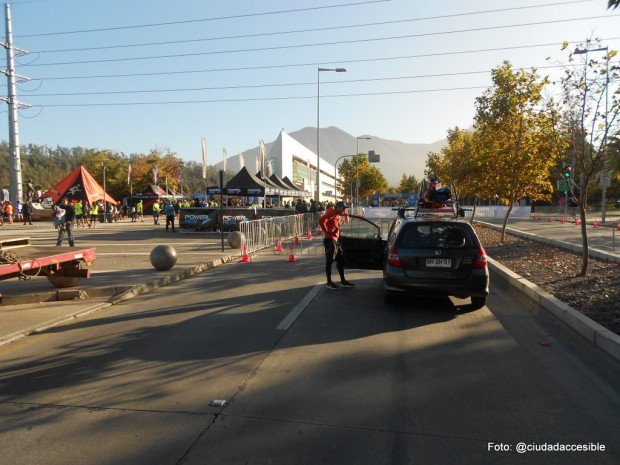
left=470, top=296, right=487, bottom=309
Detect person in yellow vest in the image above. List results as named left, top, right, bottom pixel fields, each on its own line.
left=152, top=199, right=161, bottom=225
left=74, top=199, right=84, bottom=227
left=136, top=200, right=144, bottom=222
left=89, top=201, right=98, bottom=228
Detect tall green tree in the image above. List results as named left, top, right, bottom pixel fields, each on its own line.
left=474, top=61, right=567, bottom=242
left=338, top=154, right=388, bottom=203
left=396, top=174, right=419, bottom=193
left=556, top=40, right=620, bottom=274
left=426, top=127, right=485, bottom=222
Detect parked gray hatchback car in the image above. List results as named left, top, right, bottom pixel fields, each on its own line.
left=339, top=212, right=489, bottom=309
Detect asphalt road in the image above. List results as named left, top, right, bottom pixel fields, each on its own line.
left=0, top=252, right=618, bottom=465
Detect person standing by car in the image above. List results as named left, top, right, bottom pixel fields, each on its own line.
left=319, top=201, right=355, bottom=290
left=56, top=198, right=75, bottom=247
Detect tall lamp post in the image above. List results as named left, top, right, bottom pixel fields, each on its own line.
left=355, top=136, right=371, bottom=207
left=573, top=45, right=609, bottom=221
left=316, top=67, right=346, bottom=203
left=102, top=165, right=107, bottom=223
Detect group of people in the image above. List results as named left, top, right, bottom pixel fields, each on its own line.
left=1, top=200, right=34, bottom=226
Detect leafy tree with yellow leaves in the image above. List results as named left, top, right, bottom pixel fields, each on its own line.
left=474, top=61, right=567, bottom=242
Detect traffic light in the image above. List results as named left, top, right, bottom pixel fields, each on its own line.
left=563, top=165, right=572, bottom=180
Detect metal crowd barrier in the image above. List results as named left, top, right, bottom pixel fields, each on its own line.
left=239, top=212, right=320, bottom=254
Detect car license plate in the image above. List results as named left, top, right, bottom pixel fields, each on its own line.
left=426, top=258, right=451, bottom=268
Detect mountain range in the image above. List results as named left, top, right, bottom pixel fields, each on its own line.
left=230, top=126, right=446, bottom=186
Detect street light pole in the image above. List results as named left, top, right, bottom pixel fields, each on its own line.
left=102, top=165, right=107, bottom=223
left=355, top=136, right=371, bottom=207
left=317, top=67, right=346, bottom=203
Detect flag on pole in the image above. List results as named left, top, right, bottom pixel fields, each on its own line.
left=153, top=165, right=159, bottom=185
left=259, top=139, right=266, bottom=177
left=127, top=163, right=132, bottom=185
left=255, top=156, right=260, bottom=173
left=201, top=137, right=207, bottom=180
left=239, top=152, right=245, bottom=168
left=223, top=148, right=228, bottom=172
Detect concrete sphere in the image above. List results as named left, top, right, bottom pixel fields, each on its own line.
left=227, top=231, right=245, bottom=249
left=150, top=244, right=178, bottom=271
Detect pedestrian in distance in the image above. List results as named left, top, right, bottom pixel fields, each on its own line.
left=319, top=201, right=355, bottom=290
left=136, top=200, right=144, bottom=222
left=23, top=200, right=33, bottom=225
left=74, top=199, right=84, bottom=227
left=152, top=199, right=161, bottom=225
left=89, top=201, right=98, bottom=228
left=55, top=198, right=75, bottom=247
left=163, top=200, right=176, bottom=232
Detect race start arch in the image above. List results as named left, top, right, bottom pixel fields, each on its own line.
left=371, top=193, right=417, bottom=207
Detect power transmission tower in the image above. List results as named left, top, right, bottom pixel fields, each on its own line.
left=1, top=3, right=31, bottom=204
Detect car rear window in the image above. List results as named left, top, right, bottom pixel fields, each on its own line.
left=397, top=223, right=476, bottom=249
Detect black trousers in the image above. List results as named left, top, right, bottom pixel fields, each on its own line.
left=323, top=238, right=345, bottom=283
left=166, top=215, right=175, bottom=231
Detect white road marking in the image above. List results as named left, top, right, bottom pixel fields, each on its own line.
left=276, top=284, right=323, bottom=331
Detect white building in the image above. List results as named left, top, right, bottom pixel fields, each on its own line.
left=214, top=130, right=338, bottom=202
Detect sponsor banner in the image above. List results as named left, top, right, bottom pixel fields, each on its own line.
left=180, top=208, right=218, bottom=231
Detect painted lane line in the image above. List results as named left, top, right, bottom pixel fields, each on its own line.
left=276, top=284, right=323, bottom=331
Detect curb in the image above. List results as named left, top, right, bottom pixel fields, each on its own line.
left=0, top=251, right=242, bottom=348
left=488, top=257, right=620, bottom=365
left=476, top=220, right=619, bottom=263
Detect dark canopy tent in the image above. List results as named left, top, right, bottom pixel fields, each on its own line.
left=255, top=171, right=283, bottom=193
left=269, top=173, right=299, bottom=196
left=282, top=176, right=308, bottom=196
left=223, top=167, right=278, bottom=196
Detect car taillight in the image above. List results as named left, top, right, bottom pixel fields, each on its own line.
left=474, top=246, right=488, bottom=268
left=387, top=246, right=403, bottom=268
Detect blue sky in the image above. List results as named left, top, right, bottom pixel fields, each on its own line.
left=2, top=0, right=619, bottom=166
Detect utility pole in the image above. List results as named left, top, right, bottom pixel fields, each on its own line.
left=1, top=4, right=30, bottom=204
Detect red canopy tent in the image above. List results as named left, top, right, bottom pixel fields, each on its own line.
left=40, top=165, right=118, bottom=206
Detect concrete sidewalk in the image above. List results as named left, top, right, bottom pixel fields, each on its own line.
left=478, top=217, right=620, bottom=262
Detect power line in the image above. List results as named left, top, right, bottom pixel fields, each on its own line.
left=29, top=85, right=492, bottom=107
left=15, top=0, right=391, bottom=38
left=11, top=36, right=619, bottom=85
left=28, top=64, right=605, bottom=98
left=20, top=14, right=619, bottom=67
left=35, top=0, right=597, bottom=54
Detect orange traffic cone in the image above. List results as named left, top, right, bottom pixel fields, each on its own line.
left=559, top=217, right=565, bottom=224
left=241, top=245, right=251, bottom=262
left=274, top=237, right=283, bottom=253
left=592, top=220, right=600, bottom=229
left=547, top=217, right=552, bottom=223
left=306, top=227, right=313, bottom=240
left=287, top=246, right=296, bottom=263
left=575, top=218, right=581, bottom=226
left=294, top=235, right=300, bottom=245
left=616, top=223, right=620, bottom=231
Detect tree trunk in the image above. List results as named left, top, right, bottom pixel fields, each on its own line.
left=470, top=202, right=477, bottom=225
left=500, top=203, right=514, bottom=244
left=578, top=201, right=589, bottom=276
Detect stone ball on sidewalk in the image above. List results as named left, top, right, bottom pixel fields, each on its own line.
left=227, top=231, right=245, bottom=249
left=150, top=244, right=177, bottom=271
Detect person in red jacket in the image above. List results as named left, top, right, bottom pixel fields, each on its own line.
left=319, top=201, right=354, bottom=290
